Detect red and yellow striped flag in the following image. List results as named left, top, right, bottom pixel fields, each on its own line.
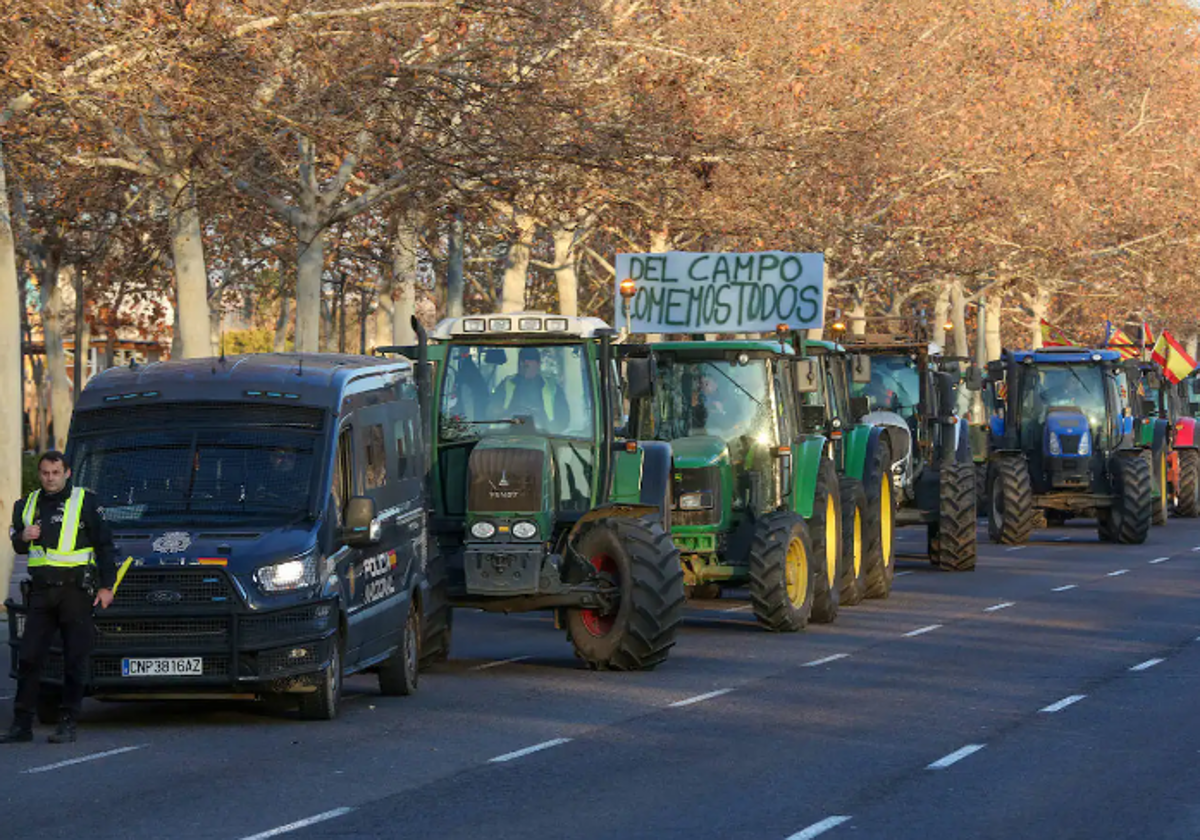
left=1151, top=330, right=1197, bottom=384
left=1039, top=318, right=1074, bottom=347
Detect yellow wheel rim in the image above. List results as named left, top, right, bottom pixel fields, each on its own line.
left=881, top=477, right=893, bottom=566
left=825, top=495, right=838, bottom=587
left=785, top=535, right=809, bottom=607
left=1161, top=456, right=1168, bottom=513
left=853, top=508, right=863, bottom=576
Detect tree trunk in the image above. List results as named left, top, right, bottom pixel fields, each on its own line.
left=551, top=225, right=579, bottom=316
left=446, top=212, right=464, bottom=318
left=501, top=213, right=537, bottom=312
left=74, top=266, right=88, bottom=400
left=934, top=281, right=951, bottom=350
left=167, top=177, right=212, bottom=359
left=1030, top=287, right=1051, bottom=349
left=807, top=262, right=830, bottom=341
left=1188, top=335, right=1198, bottom=362
left=274, top=295, right=291, bottom=352
left=38, top=261, right=72, bottom=451
left=295, top=211, right=324, bottom=353
left=950, top=280, right=969, bottom=358
left=389, top=213, right=419, bottom=345
left=0, top=141, right=22, bottom=599
left=849, top=282, right=867, bottom=336
left=985, top=295, right=1003, bottom=362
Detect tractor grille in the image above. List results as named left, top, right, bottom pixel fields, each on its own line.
left=113, top=569, right=237, bottom=609
left=673, top=466, right=722, bottom=526
left=468, top=448, right=544, bottom=513
left=1059, top=435, right=1081, bottom=455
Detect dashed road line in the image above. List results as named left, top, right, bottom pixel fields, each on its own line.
left=1191, top=546, right=1200, bottom=552
left=1040, top=694, right=1086, bottom=713
left=895, top=570, right=914, bottom=577
left=471, top=656, right=530, bottom=671
left=1129, top=658, right=1164, bottom=672
left=1149, top=557, right=1170, bottom=564
left=1106, top=569, right=1130, bottom=577
left=903, top=624, right=943, bottom=638
left=1006, top=546, right=1026, bottom=552
left=723, top=604, right=754, bottom=613
left=1052, top=584, right=1077, bottom=592
left=1055, top=536, right=1071, bottom=542
left=24, top=744, right=148, bottom=774
left=785, top=816, right=852, bottom=839
left=984, top=602, right=1015, bottom=612
left=927, top=744, right=986, bottom=769
left=239, top=808, right=354, bottom=840
left=489, top=738, right=572, bottom=763
left=803, top=653, right=850, bottom=668
left=669, top=688, right=734, bottom=708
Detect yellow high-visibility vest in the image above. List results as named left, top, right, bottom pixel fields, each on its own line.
left=21, top=488, right=95, bottom=569
left=502, top=377, right=557, bottom=422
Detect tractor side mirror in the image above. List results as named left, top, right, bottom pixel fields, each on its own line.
left=800, top=404, right=827, bottom=432
left=1191, top=379, right=1200, bottom=396
left=342, top=496, right=380, bottom=547
left=795, top=359, right=819, bottom=393
left=935, top=372, right=956, bottom=419
left=625, top=356, right=656, bottom=400
left=964, top=367, right=983, bottom=392
left=1146, top=371, right=1164, bottom=390
left=1141, top=398, right=1157, bottom=417
left=483, top=348, right=507, bottom=365
left=986, top=359, right=1004, bottom=380
left=849, top=396, right=870, bottom=422
left=850, top=355, right=871, bottom=384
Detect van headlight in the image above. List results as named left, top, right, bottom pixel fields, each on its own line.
left=256, top=551, right=319, bottom=593
left=512, top=521, right=538, bottom=539
left=471, top=521, right=496, bottom=539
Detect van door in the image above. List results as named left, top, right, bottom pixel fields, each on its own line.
left=330, top=423, right=369, bottom=665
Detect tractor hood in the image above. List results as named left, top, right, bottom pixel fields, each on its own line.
left=1045, top=408, right=1091, bottom=457
left=466, top=434, right=554, bottom=516
left=668, top=435, right=730, bottom=469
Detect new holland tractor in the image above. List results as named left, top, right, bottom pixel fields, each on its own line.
left=626, top=334, right=897, bottom=632
left=837, top=327, right=980, bottom=572
left=983, top=347, right=1155, bottom=545
left=388, top=313, right=685, bottom=671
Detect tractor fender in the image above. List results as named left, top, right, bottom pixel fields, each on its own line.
left=860, top=410, right=912, bottom=485
left=954, top=417, right=973, bottom=463
left=638, top=441, right=674, bottom=532
left=1175, top=416, right=1199, bottom=448
left=565, top=502, right=665, bottom=547
left=790, top=435, right=827, bottom=520
left=1147, top=418, right=1170, bottom=458
left=846, top=424, right=899, bottom=490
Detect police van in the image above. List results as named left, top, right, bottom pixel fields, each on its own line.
left=6, top=351, right=440, bottom=720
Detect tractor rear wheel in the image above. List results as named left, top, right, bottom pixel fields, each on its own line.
left=930, top=462, right=977, bottom=571
left=566, top=516, right=685, bottom=670
left=987, top=456, right=1035, bottom=545
left=864, top=440, right=896, bottom=600
left=810, top=459, right=842, bottom=624
left=837, top=478, right=868, bottom=606
left=1152, top=450, right=1169, bottom=526
left=974, top=462, right=988, bottom=515
left=1103, top=452, right=1153, bottom=545
left=1177, top=449, right=1200, bottom=517
left=748, top=512, right=816, bottom=631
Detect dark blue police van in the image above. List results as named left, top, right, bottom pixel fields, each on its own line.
left=6, top=351, right=442, bottom=720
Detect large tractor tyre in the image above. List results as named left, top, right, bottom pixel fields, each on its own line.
left=929, top=462, right=978, bottom=572
left=864, top=440, right=896, bottom=600
left=986, top=456, right=1036, bottom=546
left=974, top=462, right=988, bottom=516
left=566, top=516, right=685, bottom=671
left=837, top=478, right=869, bottom=607
left=810, top=459, right=843, bottom=625
left=298, top=634, right=344, bottom=721
left=419, top=557, right=453, bottom=670
left=748, top=511, right=817, bottom=632
left=1176, top=449, right=1200, bottom=517
left=1152, top=450, right=1169, bottom=527
left=378, top=596, right=421, bottom=697
left=1106, top=453, right=1154, bottom=545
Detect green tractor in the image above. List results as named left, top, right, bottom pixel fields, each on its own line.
left=836, top=329, right=980, bottom=571
left=393, top=313, right=685, bottom=671
left=626, top=334, right=897, bottom=632
left=1126, top=361, right=1176, bottom=526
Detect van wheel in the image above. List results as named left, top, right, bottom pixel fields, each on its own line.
left=379, top=597, right=420, bottom=697
left=298, top=636, right=343, bottom=721
left=420, top=558, right=453, bottom=669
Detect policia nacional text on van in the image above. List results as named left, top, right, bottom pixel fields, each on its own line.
left=3, top=451, right=117, bottom=744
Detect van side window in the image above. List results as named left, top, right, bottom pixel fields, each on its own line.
left=364, top=424, right=387, bottom=489
left=394, top=419, right=409, bottom=478
left=333, top=427, right=353, bottom=524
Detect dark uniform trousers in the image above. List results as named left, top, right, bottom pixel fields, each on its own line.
left=15, top=577, right=95, bottom=720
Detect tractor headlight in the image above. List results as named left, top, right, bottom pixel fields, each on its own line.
left=1049, top=432, right=1061, bottom=455
left=1078, top=430, right=1091, bottom=456
left=255, top=551, right=319, bottom=593
left=512, top=521, right=538, bottom=539
left=470, top=521, right=496, bottom=539
left=679, top=491, right=713, bottom=510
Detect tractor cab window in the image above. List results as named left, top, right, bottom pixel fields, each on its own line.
left=654, top=357, right=777, bottom=463
left=438, top=343, right=596, bottom=442
left=852, top=354, right=920, bottom=419
left=1020, top=364, right=1110, bottom=448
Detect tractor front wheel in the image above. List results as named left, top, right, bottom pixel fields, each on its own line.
left=748, top=512, right=817, bottom=632
left=1101, top=452, right=1153, bottom=545
left=864, top=440, right=896, bottom=599
left=1177, top=449, right=1200, bottom=517
left=810, top=458, right=843, bottom=624
left=930, top=462, right=977, bottom=571
left=838, top=478, right=868, bottom=606
left=987, top=456, right=1035, bottom=545
left=1152, top=450, right=1169, bottom=526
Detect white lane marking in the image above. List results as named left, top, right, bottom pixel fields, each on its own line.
left=24, top=744, right=148, bottom=775
left=1107, top=569, right=1130, bottom=577
left=803, top=653, right=850, bottom=667
left=723, top=604, right=754, bottom=613
left=1040, top=694, right=1086, bottom=713
left=489, top=738, right=572, bottom=763
left=927, top=743, right=986, bottom=769
left=785, top=815, right=853, bottom=839
left=904, top=624, right=943, bottom=638
left=1129, top=658, right=1165, bottom=672
left=1055, top=536, right=1071, bottom=542
left=1052, top=584, right=1078, bottom=592
left=1149, top=557, right=1170, bottom=564
left=895, top=570, right=914, bottom=577
left=471, top=656, right=530, bottom=671
left=1006, top=546, right=1026, bottom=552
left=1192, top=546, right=1200, bottom=552
left=984, top=602, right=1015, bottom=612
left=239, top=808, right=354, bottom=840
left=669, top=688, right=735, bottom=708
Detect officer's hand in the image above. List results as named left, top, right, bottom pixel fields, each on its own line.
left=22, top=524, right=40, bottom=541
left=94, top=588, right=114, bottom=609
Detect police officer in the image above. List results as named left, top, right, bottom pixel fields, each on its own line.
left=2, top=451, right=116, bottom=744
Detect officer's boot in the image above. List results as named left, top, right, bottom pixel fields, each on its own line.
left=0, top=713, right=34, bottom=744
left=48, top=714, right=76, bottom=744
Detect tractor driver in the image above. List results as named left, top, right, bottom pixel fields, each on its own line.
left=494, top=347, right=570, bottom=432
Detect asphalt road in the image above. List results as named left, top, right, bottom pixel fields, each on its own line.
left=2, top=517, right=1200, bottom=840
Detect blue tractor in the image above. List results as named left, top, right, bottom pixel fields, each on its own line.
left=983, top=347, right=1158, bottom=545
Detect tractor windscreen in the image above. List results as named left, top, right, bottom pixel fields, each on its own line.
left=653, top=359, right=776, bottom=448
left=852, top=354, right=920, bottom=419
left=1020, top=364, right=1108, bottom=445
left=438, top=343, right=595, bottom=442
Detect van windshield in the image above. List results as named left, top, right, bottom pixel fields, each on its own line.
left=72, top=427, right=319, bottom=525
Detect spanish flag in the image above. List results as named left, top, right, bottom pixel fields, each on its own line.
left=1151, top=330, right=1197, bottom=384
left=1105, top=321, right=1140, bottom=360
left=1039, top=318, right=1074, bottom=347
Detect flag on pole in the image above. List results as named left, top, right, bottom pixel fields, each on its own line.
left=1142, top=321, right=1155, bottom=349
left=1039, top=318, right=1074, bottom=347
left=1105, top=321, right=1139, bottom=360
left=1150, top=330, right=1198, bottom=384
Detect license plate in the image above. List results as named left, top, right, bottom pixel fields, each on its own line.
left=121, top=657, right=203, bottom=677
